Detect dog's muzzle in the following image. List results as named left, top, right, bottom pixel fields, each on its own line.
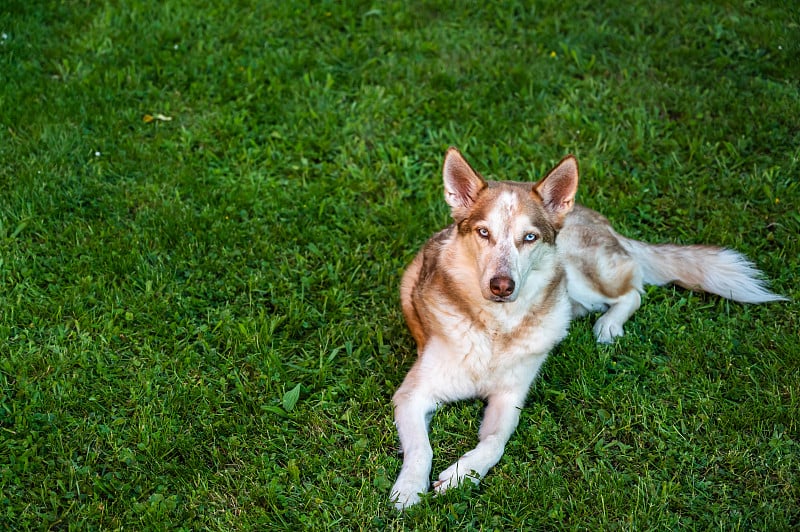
left=489, top=276, right=515, bottom=300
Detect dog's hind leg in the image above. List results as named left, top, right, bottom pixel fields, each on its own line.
left=593, top=290, right=642, bottom=343
left=433, top=389, right=527, bottom=495
left=563, top=241, right=643, bottom=343
left=390, top=378, right=438, bottom=510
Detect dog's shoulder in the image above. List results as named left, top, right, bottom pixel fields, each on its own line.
left=562, top=204, right=612, bottom=228
left=558, top=204, right=620, bottom=251
left=415, top=224, right=457, bottom=281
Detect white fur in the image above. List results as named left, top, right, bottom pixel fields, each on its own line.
left=622, top=240, right=787, bottom=304
left=390, top=290, right=571, bottom=509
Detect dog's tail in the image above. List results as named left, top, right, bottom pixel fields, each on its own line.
left=620, top=238, right=786, bottom=303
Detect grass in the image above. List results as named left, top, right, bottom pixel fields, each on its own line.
left=0, top=0, right=798, bottom=529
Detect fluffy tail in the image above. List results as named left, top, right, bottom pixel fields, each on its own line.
left=621, top=239, right=786, bottom=303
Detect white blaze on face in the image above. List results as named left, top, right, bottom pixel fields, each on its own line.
left=479, top=191, right=523, bottom=300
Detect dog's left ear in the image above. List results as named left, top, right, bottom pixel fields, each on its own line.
left=443, top=148, right=487, bottom=220
left=534, top=155, right=579, bottom=226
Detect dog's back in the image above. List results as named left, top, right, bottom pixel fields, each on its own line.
left=558, top=204, right=786, bottom=343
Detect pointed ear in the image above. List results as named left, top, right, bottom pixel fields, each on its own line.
left=534, top=155, right=579, bottom=225
left=443, top=147, right=487, bottom=218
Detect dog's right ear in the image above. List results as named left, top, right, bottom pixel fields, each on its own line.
left=443, top=148, right=487, bottom=219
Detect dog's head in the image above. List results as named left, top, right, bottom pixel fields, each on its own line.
left=443, top=148, right=578, bottom=303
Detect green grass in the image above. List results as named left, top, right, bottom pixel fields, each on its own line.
left=1, top=0, right=798, bottom=529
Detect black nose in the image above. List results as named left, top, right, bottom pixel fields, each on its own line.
left=489, top=276, right=515, bottom=297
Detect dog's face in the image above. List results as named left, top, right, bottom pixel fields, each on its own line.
left=443, top=149, right=578, bottom=303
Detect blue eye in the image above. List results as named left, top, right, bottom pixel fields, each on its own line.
left=477, top=228, right=490, bottom=239
left=524, top=233, right=538, bottom=242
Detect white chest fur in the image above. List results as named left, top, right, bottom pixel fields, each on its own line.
left=419, top=285, right=572, bottom=403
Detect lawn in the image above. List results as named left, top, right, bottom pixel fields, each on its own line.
left=1, top=0, right=798, bottom=529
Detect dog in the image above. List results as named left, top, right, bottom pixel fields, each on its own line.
left=390, top=148, right=784, bottom=509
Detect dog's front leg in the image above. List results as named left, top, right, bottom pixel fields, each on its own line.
left=390, top=375, right=438, bottom=510
left=433, top=391, right=524, bottom=494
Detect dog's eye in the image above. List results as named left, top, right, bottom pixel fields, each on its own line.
left=524, top=232, right=538, bottom=243
left=477, top=227, right=490, bottom=239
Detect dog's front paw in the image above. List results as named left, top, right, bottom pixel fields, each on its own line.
left=390, top=477, right=429, bottom=510
left=433, top=462, right=480, bottom=495
left=593, top=317, right=624, bottom=344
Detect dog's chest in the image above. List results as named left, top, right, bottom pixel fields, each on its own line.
left=476, top=308, right=541, bottom=352
left=432, top=301, right=569, bottom=396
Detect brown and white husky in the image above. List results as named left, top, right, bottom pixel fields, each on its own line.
left=390, top=148, right=784, bottom=509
